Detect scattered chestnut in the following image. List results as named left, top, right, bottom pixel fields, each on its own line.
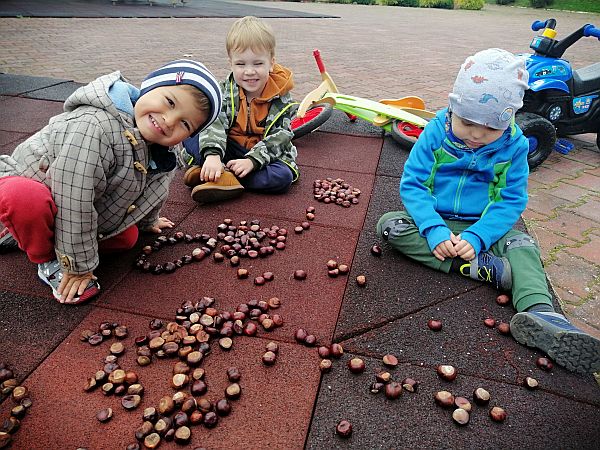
left=473, top=387, right=491, bottom=405
left=262, top=351, right=277, bottom=366
left=318, top=346, right=331, bottom=358
left=203, top=411, right=219, bottom=428
left=497, top=322, right=511, bottom=335
left=330, top=343, right=344, bottom=358
left=335, top=419, right=352, bottom=438
left=225, top=383, right=241, bottom=400
left=174, top=426, right=191, bottom=445
left=347, top=358, right=365, bottom=374
left=96, top=407, right=113, bottom=423
left=452, top=408, right=470, bottom=426
left=382, top=354, right=398, bottom=367
left=338, top=264, right=349, bottom=274
left=496, top=294, right=511, bottom=306
left=536, top=357, right=553, bottom=371
left=489, top=406, right=507, bottom=422
left=215, top=399, right=232, bottom=416
left=436, top=365, right=457, bottom=381
left=319, top=359, right=333, bottom=373
left=266, top=342, right=279, bottom=353
left=401, top=377, right=418, bottom=393
left=268, top=297, right=281, bottom=309
left=370, top=382, right=385, bottom=394
left=356, top=275, right=367, bottom=286
left=144, top=433, right=161, bottom=449
left=370, top=244, right=382, bottom=256
left=384, top=382, right=402, bottom=400
left=483, top=318, right=496, bottom=328
left=454, top=396, right=472, bottom=412
left=295, top=328, right=308, bottom=342
left=237, top=268, right=249, bottom=279
left=427, top=319, right=443, bottom=331
left=434, top=390, right=455, bottom=408
left=294, top=270, right=307, bottom=280
left=524, top=376, right=539, bottom=390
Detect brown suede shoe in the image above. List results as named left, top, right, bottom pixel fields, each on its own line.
left=183, top=165, right=203, bottom=187
left=191, top=171, right=244, bottom=204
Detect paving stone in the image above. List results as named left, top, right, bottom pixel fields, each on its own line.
left=545, top=251, right=598, bottom=299
left=306, top=354, right=600, bottom=449
left=568, top=198, right=600, bottom=222
left=535, top=210, right=596, bottom=242
left=0, top=308, right=321, bottom=449
left=567, top=239, right=600, bottom=265
left=526, top=190, right=573, bottom=216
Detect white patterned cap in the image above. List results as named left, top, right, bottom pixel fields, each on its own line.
left=448, top=48, right=529, bottom=130
left=140, top=59, right=222, bottom=135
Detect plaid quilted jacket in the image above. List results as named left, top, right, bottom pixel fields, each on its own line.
left=0, top=72, right=176, bottom=274
left=196, top=66, right=298, bottom=179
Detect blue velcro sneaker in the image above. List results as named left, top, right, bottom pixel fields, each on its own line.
left=469, top=251, right=512, bottom=291
left=510, top=311, right=600, bottom=373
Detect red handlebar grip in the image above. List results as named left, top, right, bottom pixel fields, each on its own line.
left=313, top=49, right=326, bottom=74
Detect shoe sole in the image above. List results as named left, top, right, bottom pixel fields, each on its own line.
left=37, top=266, right=100, bottom=305
left=511, top=312, right=600, bottom=374
left=191, top=186, right=244, bottom=204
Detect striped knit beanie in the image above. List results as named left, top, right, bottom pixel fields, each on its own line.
left=448, top=48, right=529, bottom=130
left=140, top=59, right=222, bottom=135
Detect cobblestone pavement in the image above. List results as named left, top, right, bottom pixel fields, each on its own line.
left=0, top=1, right=598, bottom=336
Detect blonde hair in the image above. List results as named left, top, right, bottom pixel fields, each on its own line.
left=226, top=16, right=276, bottom=58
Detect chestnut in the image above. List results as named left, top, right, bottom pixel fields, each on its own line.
left=496, top=294, right=511, bottom=306
left=144, top=433, right=161, bottom=449
left=338, top=264, right=349, bottom=274
left=370, top=244, right=382, bottom=256
left=384, top=381, right=402, bottom=400
left=497, top=322, right=511, bottom=335
left=96, top=407, right=113, bottom=423
left=356, top=275, right=367, bottom=286
left=326, top=259, right=338, bottom=270
left=452, top=408, right=470, bottom=426
left=294, top=269, right=307, bottom=280
left=203, top=411, right=219, bottom=428
left=319, top=359, right=333, bottom=373
left=295, top=328, right=308, bottom=342
left=318, top=346, right=331, bottom=358
left=536, top=357, right=553, bottom=371
left=434, top=390, right=455, bottom=408
left=268, top=297, right=281, bottom=309
left=254, top=276, right=266, bottom=286
left=225, top=383, right=241, bottom=400
left=483, top=318, right=496, bottom=328
left=227, top=367, right=241, bottom=382
left=473, top=387, right=491, bottom=405
left=262, top=351, right=277, bottom=366
left=330, top=343, right=344, bottom=358
left=294, top=226, right=303, bottom=234
left=335, top=419, right=352, bottom=438
left=375, top=371, right=391, bottom=383
left=436, top=365, right=457, bottom=381
left=401, top=377, right=418, bottom=393
left=524, top=376, right=539, bottom=390
left=427, top=319, right=443, bottom=331
left=266, top=342, right=279, bottom=354
left=237, top=268, right=249, bottom=279
left=122, top=394, right=141, bottom=410
left=347, top=358, right=365, bottom=374
left=382, top=354, right=398, bottom=367
left=304, top=334, right=317, bottom=346
left=489, top=406, right=507, bottom=422
left=216, top=399, right=232, bottom=416
left=174, top=426, right=191, bottom=444
left=370, top=382, right=384, bottom=394
left=454, top=396, right=472, bottom=412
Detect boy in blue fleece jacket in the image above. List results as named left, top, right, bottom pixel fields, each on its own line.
left=377, top=48, right=599, bottom=374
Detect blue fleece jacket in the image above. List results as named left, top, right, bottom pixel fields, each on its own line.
left=399, top=108, right=529, bottom=256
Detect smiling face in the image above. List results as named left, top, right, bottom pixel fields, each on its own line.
left=229, top=47, right=274, bottom=101
left=134, top=85, right=208, bottom=147
left=451, top=113, right=505, bottom=149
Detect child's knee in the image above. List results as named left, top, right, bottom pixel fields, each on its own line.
left=504, top=233, right=538, bottom=254
left=376, top=212, right=412, bottom=240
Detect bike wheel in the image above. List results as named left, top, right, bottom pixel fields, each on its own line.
left=390, top=119, right=426, bottom=149
left=515, top=112, right=556, bottom=170
left=291, top=103, right=333, bottom=139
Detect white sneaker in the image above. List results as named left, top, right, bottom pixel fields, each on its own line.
left=38, top=260, right=100, bottom=304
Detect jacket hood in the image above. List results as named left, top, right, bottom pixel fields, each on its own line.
left=64, top=71, right=129, bottom=124
left=254, top=63, right=294, bottom=103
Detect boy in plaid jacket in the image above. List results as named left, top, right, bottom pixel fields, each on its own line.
left=182, top=16, right=298, bottom=203
left=0, top=60, right=221, bottom=305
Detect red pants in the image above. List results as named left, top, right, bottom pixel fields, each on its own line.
left=0, top=176, right=138, bottom=264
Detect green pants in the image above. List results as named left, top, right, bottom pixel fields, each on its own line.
left=376, top=211, right=552, bottom=312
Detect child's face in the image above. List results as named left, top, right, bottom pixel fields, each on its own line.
left=229, top=47, right=274, bottom=100
left=451, top=114, right=505, bottom=149
left=134, top=85, right=207, bottom=147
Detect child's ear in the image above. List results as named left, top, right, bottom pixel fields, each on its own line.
left=270, top=57, right=275, bottom=72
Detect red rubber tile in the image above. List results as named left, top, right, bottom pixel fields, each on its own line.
left=98, top=211, right=359, bottom=345
left=0, top=308, right=321, bottom=450
left=0, top=96, right=63, bottom=133
left=295, top=132, right=382, bottom=174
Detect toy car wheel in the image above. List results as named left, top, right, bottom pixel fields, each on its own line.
left=290, top=103, right=333, bottom=140
left=390, top=119, right=426, bottom=150
left=516, top=112, right=556, bottom=170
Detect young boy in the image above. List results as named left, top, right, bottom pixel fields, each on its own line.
left=0, top=59, right=222, bottom=305
left=182, top=16, right=298, bottom=203
left=377, top=48, right=600, bottom=374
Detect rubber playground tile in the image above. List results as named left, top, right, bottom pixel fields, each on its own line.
left=316, top=109, right=384, bottom=138
left=99, top=211, right=359, bottom=345
left=0, top=73, right=70, bottom=96
left=377, top=134, right=412, bottom=177
left=0, top=308, right=322, bottom=450
left=0, top=290, right=92, bottom=383
left=339, top=291, right=600, bottom=407
left=334, top=227, right=479, bottom=341
left=0, top=96, right=63, bottom=133
left=295, top=131, right=383, bottom=174
left=23, top=80, right=83, bottom=102
left=171, top=165, right=376, bottom=231
left=0, top=130, right=30, bottom=154
left=305, top=354, right=600, bottom=449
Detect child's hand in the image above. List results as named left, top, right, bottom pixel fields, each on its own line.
left=226, top=158, right=254, bottom=178
left=433, top=239, right=458, bottom=261
left=201, top=155, right=223, bottom=182
left=58, top=271, right=97, bottom=304
left=146, top=217, right=175, bottom=234
left=454, top=234, right=475, bottom=261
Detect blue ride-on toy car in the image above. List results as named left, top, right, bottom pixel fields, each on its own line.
left=517, top=19, right=600, bottom=169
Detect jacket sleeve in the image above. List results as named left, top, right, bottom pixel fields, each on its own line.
left=48, top=115, right=110, bottom=274
left=399, top=118, right=451, bottom=251
left=245, top=94, right=296, bottom=169
left=198, top=80, right=230, bottom=160
left=137, top=170, right=176, bottom=231
left=462, top=135, right=529, bottom=254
